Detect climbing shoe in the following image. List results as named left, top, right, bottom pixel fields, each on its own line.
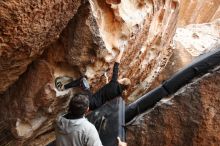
left=55, top=76, right=73, bottom=91
left=80, top=77, right=90, bottom=90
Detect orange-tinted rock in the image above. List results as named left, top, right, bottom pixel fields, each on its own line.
left=127, top=66, right=220, bottom=146
left=0, top=59, right=72, bottom=145
left=148, top=19, right=220, bottom=91
left=0, top=2, right=104, bottom=144
left=89, top=0, right=180, bottom=101
left=0, top=0, right=81, bottom=93
left=0, top=1, right=180, bottom=144
left=0, top=0, right=219, bottom=145
left=0, top=60, right=54, bottom=136
left=178, top=0, right=220, bottom=26
left=174, top=19, right=220, bottom=56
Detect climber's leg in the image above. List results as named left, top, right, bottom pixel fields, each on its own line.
left=64, top=76, right=90, bottom=90
left=55, top=76, right=73, bottom=91
left=64, top=77, right=82, bottom=89
left=55, top=76, right=90, bottom=91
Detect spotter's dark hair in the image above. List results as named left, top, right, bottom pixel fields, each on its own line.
left=68, top=93, right=89, bottom=116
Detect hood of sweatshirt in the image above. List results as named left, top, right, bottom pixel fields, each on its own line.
left=56, top=115, right=87, bottom=135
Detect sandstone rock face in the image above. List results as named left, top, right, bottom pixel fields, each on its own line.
left=148, top=19, right=220, bottom=91
left=1, top=60, right=54, bottom=137
left=0, top=0, right=81, bottom=93
left=127, top=66, right=220, bottom=146
left=89, top=0, right=180, bottom=101
left=0, top=0, right=180, bottom=144
left=174, top=19, right=220, bottom=56
left=178, top=0, right=220, bottom=26
left=0, top=0, right=219, bottom=145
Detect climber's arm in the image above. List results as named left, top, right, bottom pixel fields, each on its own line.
left=112, top=49, right=124, bottom=81
left=115, top=48, right=124, bottom=63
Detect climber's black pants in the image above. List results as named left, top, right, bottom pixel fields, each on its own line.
left=64, top=77, right=82, bottom=89
left=63, top=77, right=119, bottom=110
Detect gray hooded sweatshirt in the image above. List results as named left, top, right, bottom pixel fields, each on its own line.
left=56, top=115, right=103, bottom=146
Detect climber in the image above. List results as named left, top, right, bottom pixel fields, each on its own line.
left=55, top=93, right=127, bottom=146
left=55, top=44, right=131, bottom=110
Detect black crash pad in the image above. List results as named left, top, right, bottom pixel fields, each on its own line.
left=126, top=48, right=220, bottom=123
left=163, top=48, right=220, bottom=94
left=87, top=97, right=125, bottom=146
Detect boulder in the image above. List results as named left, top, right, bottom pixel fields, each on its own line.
left=178, top=0, right=220, bottom=26
left=0, top=0, right=81, bottom=93
left=0, top=0, right=219, bottom=145
left=148, top=19, right=220, bottom=91
left=127, top=66, right=220, bottom=146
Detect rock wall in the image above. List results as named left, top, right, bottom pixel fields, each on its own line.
left=0, top=0, right=81, bottom=93
left=126, top=66, right=220, bottom=146
left=0, top=0, right=219, bottom=145
left=126, top=1, right=220, bottom=144
left=0, top=1, right=180, bottom=144
left=178, top=0, right=220, bottom=26
left=88, top=0, right=179, bottom=100
left=174, top=19, right=220, bottom=57
left=148, top=19, right=220, bottom=91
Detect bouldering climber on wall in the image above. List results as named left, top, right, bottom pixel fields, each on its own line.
left=54, top=40, right=129, bottom=146
left=55, top=42, right=131, bottom=110
left=55, top=93, right=127, bottom=146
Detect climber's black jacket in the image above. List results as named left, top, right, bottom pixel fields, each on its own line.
left=64, top=62, right=123, bottom=110
left=88, top=62, right=123, bottom=110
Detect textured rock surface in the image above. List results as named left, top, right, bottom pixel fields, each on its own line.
left=0, top=0, right=81, bottom=93
left=0, top=0, right=180, bottom=144
left=89, top=0, right=180, bottom=101
left=178, top=0, right=220, bottom=26
left=127, top=66, right=220, bottom=146
left=148, top=19, right=220, bottom=91
left=0, top=0, right=219, bottom=145
left=174, top=19, right=220, bottom=56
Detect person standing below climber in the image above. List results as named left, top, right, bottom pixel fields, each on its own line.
left=55, top=93, right=127, bottom=146
left=55, top=44, right=131, bottom=110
